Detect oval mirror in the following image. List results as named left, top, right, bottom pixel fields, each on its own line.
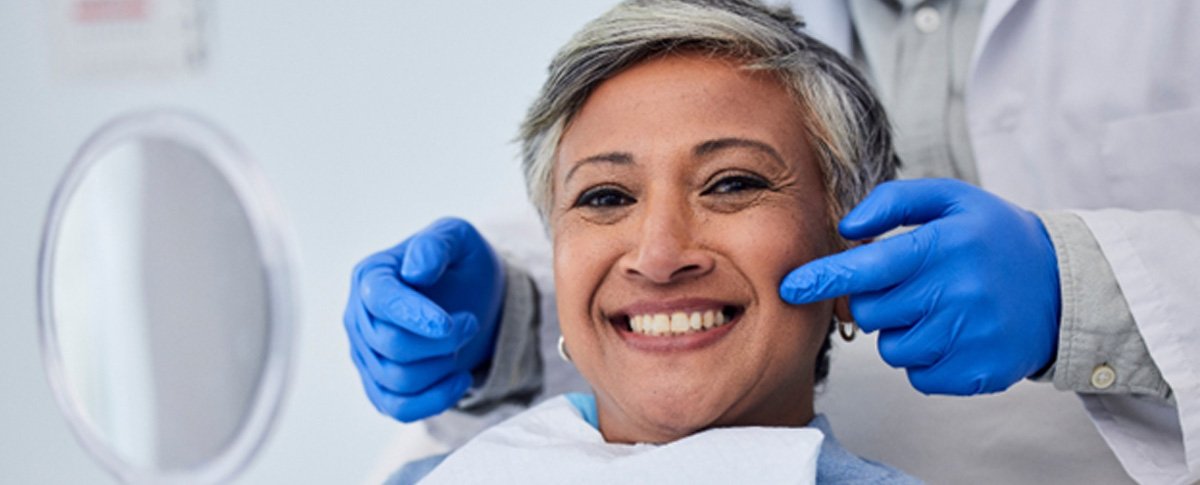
left=37, top=110, right=296, bottom=484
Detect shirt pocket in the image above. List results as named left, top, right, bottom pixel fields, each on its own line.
left=1099, top=107, right=1200, bottom=211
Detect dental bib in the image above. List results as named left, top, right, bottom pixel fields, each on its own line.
left=420, top=395, right=823, bottom=484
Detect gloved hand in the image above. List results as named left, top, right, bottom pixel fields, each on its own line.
left=344, top=217, right=505, bottom=422
left=780, top=179, right=1061, bottom=395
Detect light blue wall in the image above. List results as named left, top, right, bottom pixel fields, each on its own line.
left=0, top=1, right=613, bottom=483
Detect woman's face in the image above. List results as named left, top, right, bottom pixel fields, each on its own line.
left=551, top=53, right=837, bottom=444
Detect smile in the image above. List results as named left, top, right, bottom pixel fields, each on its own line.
left=607, top=299, right=746, bottom=347
left=622, top=306, right=741, bottom=336
left=607, top=301, right=745, bottom=352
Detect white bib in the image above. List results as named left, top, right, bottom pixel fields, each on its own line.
left=421, top=395, right=824, bottom=484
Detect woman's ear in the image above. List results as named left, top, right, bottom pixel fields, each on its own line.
left=835, top=295, right=853, bottom=323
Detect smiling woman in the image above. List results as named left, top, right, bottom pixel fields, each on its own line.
left=553, top=53, right=838, bottom=445
left=389, top=1, right=910, bottom=483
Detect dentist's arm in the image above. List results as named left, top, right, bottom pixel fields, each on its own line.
left=781, top=178, right=1200, bottom=482
left=779, top=177, right=1175, bottom=397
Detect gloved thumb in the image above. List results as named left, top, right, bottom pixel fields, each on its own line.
left=401, top=218, right=474, bottom=287
left=839, top=179, right=970, bottom=240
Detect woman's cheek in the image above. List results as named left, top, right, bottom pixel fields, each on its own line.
left=554, top=223, right=603, bottom=317
left=726, top=211, right=815, bottom=270
left=553, top=224, right=615, bottom=373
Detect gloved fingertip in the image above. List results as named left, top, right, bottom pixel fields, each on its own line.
left=838, top=207, right=879, bottom=240
left=420, top=311, right=454, bottom=339
left=383, top=296, right=418, bottom=328
left=779, top=268, right=818, bottom=304
left=400, top=236, right=448, bottom=287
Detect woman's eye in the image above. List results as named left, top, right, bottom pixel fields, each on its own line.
left=703, top=175, right=770, bottom=195
left=575, top=187, right=635, bottom=208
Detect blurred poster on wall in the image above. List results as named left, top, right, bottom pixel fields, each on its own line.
left=49, top=0, right=207, bottom=80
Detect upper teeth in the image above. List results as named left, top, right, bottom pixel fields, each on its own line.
left=629, top=310, right=728, bottom=336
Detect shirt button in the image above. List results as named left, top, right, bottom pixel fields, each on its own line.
left=914, top=6, right=942, bottom=34
left=1091, top=364, right=1117, bottom=390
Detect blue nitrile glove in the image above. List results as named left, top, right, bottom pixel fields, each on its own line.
left=780, top=179, right=1061, bottom=395
left=344, top=217, right=505, bottom=422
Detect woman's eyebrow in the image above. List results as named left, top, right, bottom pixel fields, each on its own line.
left=694, top=137, right=786, bottom=168
left=565, top=151, right=633, bottom=183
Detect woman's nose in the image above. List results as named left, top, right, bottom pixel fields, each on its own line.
left=620, top=199, right=715, bottom=284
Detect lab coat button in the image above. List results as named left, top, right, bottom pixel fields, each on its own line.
left=914, top=6, right=941, bottom=33
left=1091, top=364, right=1117, bottom=390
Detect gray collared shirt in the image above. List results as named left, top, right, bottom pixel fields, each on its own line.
left=849, top=0, right=986, bottom=184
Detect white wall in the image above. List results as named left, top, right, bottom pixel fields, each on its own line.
left=0, top=1, right=614, bottom=483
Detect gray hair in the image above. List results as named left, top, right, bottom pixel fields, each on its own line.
left=518, top=0, right=899, bottom=235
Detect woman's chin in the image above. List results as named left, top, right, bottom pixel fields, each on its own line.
left=606, top=389, right=735, bottom=444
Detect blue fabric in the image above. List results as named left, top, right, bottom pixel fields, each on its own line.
left=808, top=415, right=922, bottom=484
left=565, top=392, right=599, bottom=428
left=386, top=453, right=447, bottom=485
left=387, top=394, right=923, bottom=484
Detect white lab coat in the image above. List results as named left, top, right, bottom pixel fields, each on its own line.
left=799, top=0, right=1199, bottom=483
left=969, top=1, right=1200, bottom=483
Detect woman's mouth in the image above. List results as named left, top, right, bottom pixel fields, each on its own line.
left=611, top=305, right=744, bottom=336
left=607, top=302, right=745, bottom=352
left=604, top=299, right=747, bottom=351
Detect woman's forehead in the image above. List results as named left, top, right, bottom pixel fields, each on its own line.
left=555, top=53, right=810, bottom=179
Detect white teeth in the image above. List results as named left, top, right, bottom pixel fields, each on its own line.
left=670, top=312, right=689, bottom=333
left=626, top=309, right=734, bottom=336
left=652, top=314, right=670, bottom=335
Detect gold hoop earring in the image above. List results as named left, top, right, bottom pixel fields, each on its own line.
left=838, top=320, right=857, bottom=342
left=557, top=336, right=571, bottom=363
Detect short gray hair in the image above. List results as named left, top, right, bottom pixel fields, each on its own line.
left=518, top=0, right=899, bottom=235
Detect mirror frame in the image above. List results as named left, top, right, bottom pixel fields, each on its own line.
left=37, top=109, right=297, bottom=484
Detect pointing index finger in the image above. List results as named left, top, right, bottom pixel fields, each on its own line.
left=780, top=227, right=934, bottom=304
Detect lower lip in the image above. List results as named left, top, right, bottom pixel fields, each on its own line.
left=614, top=314, right=741, bottom=353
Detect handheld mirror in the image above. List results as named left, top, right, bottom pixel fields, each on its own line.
left=37, top=110, right=296, bottom=484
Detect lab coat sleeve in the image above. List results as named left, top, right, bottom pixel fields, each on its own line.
left=1071, top=209, right=1200, bottom=484
left=1035, top=211, right=1171, bottom=399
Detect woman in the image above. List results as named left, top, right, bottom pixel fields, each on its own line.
left=391, top=0, right=913, bottom=482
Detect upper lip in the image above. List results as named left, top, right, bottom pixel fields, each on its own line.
left=608, top=297, right=743, bottom=319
